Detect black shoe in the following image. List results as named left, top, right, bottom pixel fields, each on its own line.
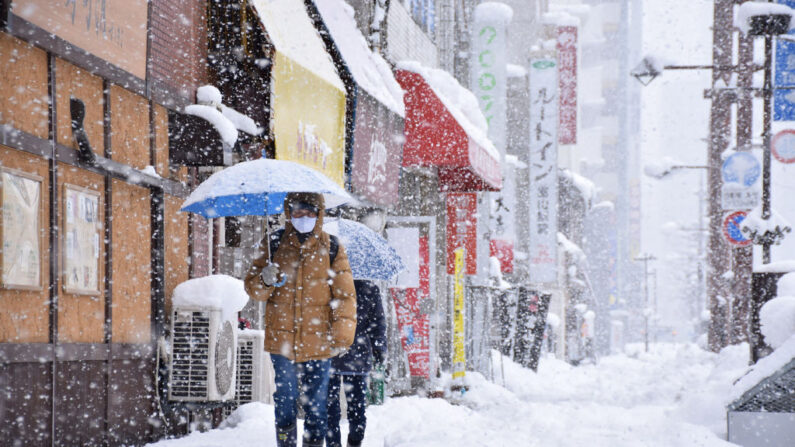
left=302, top=438, right=324, bottom=447
left=276, top=423, right=297, bottom=447
left=347, top=438, right=362, bottom=447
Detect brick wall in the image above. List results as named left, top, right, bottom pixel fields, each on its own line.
left=150, top=0, right=208, bottom=101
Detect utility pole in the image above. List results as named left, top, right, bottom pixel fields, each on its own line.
left=635, top=254, right=656, bottom=352
left=731, top=2, right=755, bottom=345
left=706, top=0, right=734, bottom=352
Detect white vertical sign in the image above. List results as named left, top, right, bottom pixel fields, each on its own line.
left=528, top=58, right=559, bottom=284
left=471, top=2, right=512, bottom=156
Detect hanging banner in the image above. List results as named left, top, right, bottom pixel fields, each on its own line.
left=452, top=247, right=466, bottom=380
left=471, top=2, right=512, bottom=155
left=446, top=192, right=477, bottom=275
left=1, top=170, right=41, bottom=289
left=557, top=26, right=577, bottom=144
left=528, top=58, right=559, bottom=284
left=63, top=185, right=101, bottom=295
left=490, top=163, right=517, bottom=273
left=390, top=235, right=430, bottom=378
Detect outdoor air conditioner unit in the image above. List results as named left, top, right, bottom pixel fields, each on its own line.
left=234, top=329, right=267, bottom=405
left=168, top=307, right=237, bottom=402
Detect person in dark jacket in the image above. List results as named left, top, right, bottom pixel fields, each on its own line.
left=326, top=279, right=387, bottom=447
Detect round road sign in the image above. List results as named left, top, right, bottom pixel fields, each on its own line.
left=722, top=211, right=751, bottom=247
left=722, top=152, right=761, bottom=186
left=772, top=129, right=795, bottom=164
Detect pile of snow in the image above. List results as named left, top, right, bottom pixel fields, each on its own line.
left=735, top=2, right=795, bottom=35
left=184, top=104, right=238, bottom=147
left=473, top=2, right=513, bottom=24
left=172, top=275, right=249, bottom=322
left=196, top=85, right=263, bottom=136
left=396, top=60, right=499, bottom=161
left=741, top=205, right=792, bottom=246
left=314, top=0, right=404, bottom=117
left=643, top=156, right=685, bottom=179
left=557, top=232, right=586, bottom=264
left=147, top=343, right=749, bottom=447
left=759, top=272, right=795, bottom=348
left=560, top=168, right=597, bottom=205
left=541, top=11, right=579, bottom=27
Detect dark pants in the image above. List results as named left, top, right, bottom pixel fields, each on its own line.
left=270, top=354, right=331, bottom=443
left=326, top=373, right=368, bottom=447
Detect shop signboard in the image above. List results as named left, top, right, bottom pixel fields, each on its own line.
left=557, top=26, right=578, bottom=145
left=63, top=184, right=101, bottom=294
left=1, top=169, right=41, bottom=289
left=452, top=247, right=466, bottom=381
left=471, top=3, right=510, bottom=155
left=775, top=0, right=795, bottom=121
left=10, top=0, right=149, bottom=79
left=350, top=92, right=404, bottom=206
left=528, top=57, right=559, bottom=284
left=446, top=192, right=478, bottom=275
left=387, top=227, right=431, bottom=379
left=254, top=0, right=347, bottom=187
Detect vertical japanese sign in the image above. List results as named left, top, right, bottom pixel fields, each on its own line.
left=471, top=3, right=511, bottom=154
left=490, top=164, right=516, bottom=273
left=446, top=192, right=477, bottom=275
left=388, top=231, right=430, bottom=378
left=528, top=58, right=559, bottom=284
left=452, top=248, right=466, bottom=381
left=1, top=170, right=41, bottom=289
left=557, top=26, right=577, bottom=144
left=775, top=0, right=795, bottom=120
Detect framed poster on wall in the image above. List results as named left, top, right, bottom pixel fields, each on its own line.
left=1, top=168, right=42, bottom=290
left=63, top=184, right=101, bottom=295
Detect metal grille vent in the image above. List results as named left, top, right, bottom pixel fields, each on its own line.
left=170, top=311, right=210, bottom=399
left=214, top=320, right=235, bottom=396
left=235, top=339, right=256, bottom=404
left=734, top=363, right=795, bottom=412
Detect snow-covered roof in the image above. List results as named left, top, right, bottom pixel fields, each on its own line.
left=735, top=2, right=795, bottom=35
left=753, top=260, right=795, bottom=273
left=474, top=2, right=514, bottom=24
left=730, top=334, right=795, bottom=402
left=251, top=0, right=344, bottom=91
left=396, top=60, right=499, bottom=161
left=172, top=275, right=249, bottom=322
left=314, top=0, right=405, bottom=117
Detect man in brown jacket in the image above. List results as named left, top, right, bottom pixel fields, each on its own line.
left=245, top=192, right=356, bottom=447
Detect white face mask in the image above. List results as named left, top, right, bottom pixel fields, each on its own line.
left=292, top=216, right=317, bottom=234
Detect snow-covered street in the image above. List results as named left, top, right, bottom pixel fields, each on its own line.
left=149, top=343, right=750, bottom=447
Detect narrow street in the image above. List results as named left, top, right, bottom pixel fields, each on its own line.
left=150, top=343, right=749, bottom=447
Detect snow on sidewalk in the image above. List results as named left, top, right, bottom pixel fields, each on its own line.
left=148, top=343, right=749, bottom=447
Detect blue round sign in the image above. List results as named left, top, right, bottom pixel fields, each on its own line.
left=722, top=152, right=760, bottom=187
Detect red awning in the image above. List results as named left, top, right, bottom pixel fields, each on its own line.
left=395, top=69, right=502, bottom=191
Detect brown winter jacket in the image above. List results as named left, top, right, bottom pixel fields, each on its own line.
left=244, top=192, right=357, bottom=362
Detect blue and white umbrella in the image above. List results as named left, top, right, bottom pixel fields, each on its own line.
left=180, top=159, right=353, bottom=218
left=323, top=218, right=405, bottom=280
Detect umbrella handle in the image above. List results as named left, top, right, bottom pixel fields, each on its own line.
left=265, top=193, right=272, bottom=263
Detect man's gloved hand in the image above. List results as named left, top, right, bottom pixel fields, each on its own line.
left=260, top=263, right=281, bottom=286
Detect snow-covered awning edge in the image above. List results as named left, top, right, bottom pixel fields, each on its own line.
left=396, top=60, right=499, bottom=161
left=728, top=333, right=795, bottom=408
left=735, top=2, right=795, bottom=35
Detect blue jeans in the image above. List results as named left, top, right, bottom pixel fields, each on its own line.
left=270, top=354, right=331, bottom=443
left=326, top=373, right=368, bottom=447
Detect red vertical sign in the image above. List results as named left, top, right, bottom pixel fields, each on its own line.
left=446, top=192, right=477, bottom=275
left=557, top=26, right=577, bottom=145
left=391, top=236, right=431, bottom=378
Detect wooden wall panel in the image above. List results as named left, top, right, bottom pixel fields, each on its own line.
left=108, top=358, right=156, bottom=444
left=154, top=104, right=169, bottom=177
left=0, top=33, right=48, bottom=140
left=164, top=194, right=189, bottom=317
left=0, top=146, right=50, bottom=343
left=54, top=58, right=105, bottom=155
left=54, top=360, right=107, bottom=445
left=111, top=180, right=151, bottom=343
left=110, top=85, right=150, bottom=169
left=0, top=361, right=52, bottom=445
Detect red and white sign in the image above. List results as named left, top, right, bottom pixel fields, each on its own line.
left=723, top=211, right=752, bottom=247
left=772, top=129, right=795, bottom=164
left=557, top=26, right=578, bottom=145
left=446, top=192, right=478, bottom=275
left=391, top=236, right=431, bottom=378
left=489, top=239, right=514, bottom=274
